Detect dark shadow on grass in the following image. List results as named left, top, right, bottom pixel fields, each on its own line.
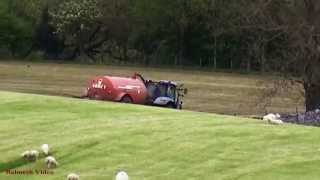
left=58, top=141, right=100, bottom=164
left=0, top=158, right=29, bottom=172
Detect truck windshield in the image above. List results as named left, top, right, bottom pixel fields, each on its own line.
left=147, top=83, right=176, bottom=100
left=167, top=85, right=176, bottom=99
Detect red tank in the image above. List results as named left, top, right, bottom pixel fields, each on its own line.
left=86, top=74, right=148, bottom=104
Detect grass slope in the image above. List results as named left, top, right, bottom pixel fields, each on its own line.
left=0, top=91, right=319, bottom=180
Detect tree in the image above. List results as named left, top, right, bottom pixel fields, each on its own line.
left=132, top=0, right=212, bottom=66
left=35, top=6, right=64, bottom=59
left=242, top=0, right=320, bottom=111
left=0, top=0, right=34, bottom=57
left=284, top=0, right=320, bottom=111
left=49, top=0, right=107, bottom=61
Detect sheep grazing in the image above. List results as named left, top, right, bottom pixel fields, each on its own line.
left=263, top=113, right=280, bottom=121
left=269, top=119, right=284, bottom=125
left=21, top=150, right=31, bottom=160
left=263, top=113, right=283, bottom=125
left=45, top=156, right=58, bottom=168
left=67, top=173, right=80, bottom=180
left=30, top=150, right=39, bottom=158
left=21, top=150, right=39, bottom=161
left=116, top=171, right=129, bottom=180
left=41, top=144, right=50, bottom=156
left=21, top=150, right=30, bottom=157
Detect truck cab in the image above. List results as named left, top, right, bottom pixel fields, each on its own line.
left=146, top=80, right=186, bottom=109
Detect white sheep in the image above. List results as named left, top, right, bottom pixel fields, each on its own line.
left=30, top=150, right=39, bottom=158
left=268, top=118, right=284, bottom=125
left=21, top=150, right=31, bottom=160
left=41, top=144, right=50, bottom=156
left=45, top=156, right=58, bottom=168
left=263, top=113, right=283, bottom=125
left=263, top=113, right=280, bottom=121
left=21, top=150, right=39, bottom=161
left=116, top=171, right=129, bottom=180
left=67, top=173, right=80, bottom=180
left=21, top=150, right=30, bottom=157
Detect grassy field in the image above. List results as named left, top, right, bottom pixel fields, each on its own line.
left=0, top=91, right=319, bottom=180
left=0, top=61, right=304, bottom=115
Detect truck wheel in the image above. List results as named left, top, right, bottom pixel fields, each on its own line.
left=89, top=93, right=101, bottom=100
left=166, top=103, right=176, bottom=109
left=93, top=94, right=103, bottom=100
left=121, top=95, right=133, bottom=103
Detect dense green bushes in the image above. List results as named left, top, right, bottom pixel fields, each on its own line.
left=0, top=1, right=317, bottom=74
left=0, top=0, right=33, bottom=57
left=0, top=0, right=285, bottom=70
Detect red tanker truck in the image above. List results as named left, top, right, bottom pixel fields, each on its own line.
left=85, top=73, right=187, bottom=109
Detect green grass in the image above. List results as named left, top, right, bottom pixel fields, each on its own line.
left=0, top=91, right=319, bottom=180
left=0, top=61, right=304, bottom=115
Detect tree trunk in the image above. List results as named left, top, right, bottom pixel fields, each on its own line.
left=144, top=54, right=149, bottom=66
left=214, top=34, right=217, bottom=69
left=177, top=40, right=184, bottom=66
left=260, top=44, right=266, bottom=73
left=304, top=61, right=320, bottom=111
left=9, top=43, right=16, bottom=57
left=304, top=82, right=320, bottom=111
left=214, top=57, right=217, bottom=69
left=246, top=59, right=251, bottom=72
left=123, top=45, right=128, bottom=62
